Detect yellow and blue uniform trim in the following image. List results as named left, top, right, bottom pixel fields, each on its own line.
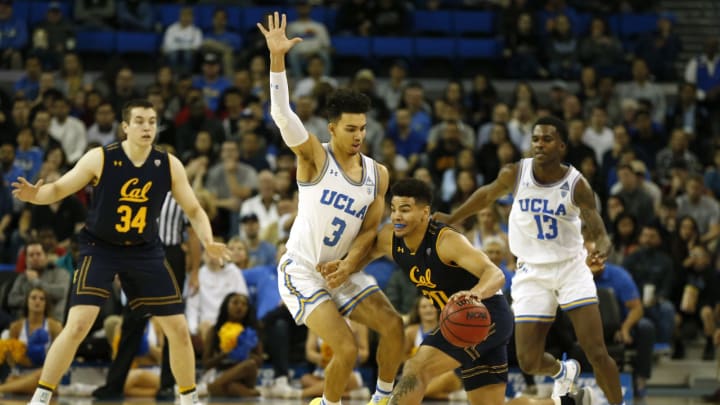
left=280, top=259, right=331, bottom=323
left=338, top=284, right=380, bottom=317
left=560, top=296, right=598, bottom=311
left=515, top=314, right=556, bottom=323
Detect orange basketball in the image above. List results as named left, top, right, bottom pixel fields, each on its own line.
left=440, top=296, right=492, bottom=347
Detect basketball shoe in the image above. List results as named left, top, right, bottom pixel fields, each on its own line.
left=552, top=359, right=581, bottom=398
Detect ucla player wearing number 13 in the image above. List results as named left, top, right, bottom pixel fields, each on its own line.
left=258, top=12, right=404, bottom=405
left=12, top=99, right=229, bottom=405
left=436, top=116, right=625, bottom=405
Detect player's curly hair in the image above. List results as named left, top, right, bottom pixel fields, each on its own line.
left=391, top=178, right=433, bottom=207
left=325, top=89, right=371, bottom=122
left=533, top=116, right=568, bottom=145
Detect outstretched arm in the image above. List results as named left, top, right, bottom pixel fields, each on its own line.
left=259, top=12, right=326, bottom=182
left=574, top=177, right=611, bottom=256
left=437, top=229, right=505, bottom=300
left=436, top=163, right=518, bottom=224
left=12, top=147, right=100, bottom=205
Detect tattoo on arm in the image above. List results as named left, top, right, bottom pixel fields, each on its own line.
left=388, top=375, right=419, bottom=405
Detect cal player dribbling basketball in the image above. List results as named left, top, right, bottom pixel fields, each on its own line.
left=258, top=12, right=404, bottom=405
left=436, top=116, right=624, bottom=405
left=338, top=178, right=513, bottom=405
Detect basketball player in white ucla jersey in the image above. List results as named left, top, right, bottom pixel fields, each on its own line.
left=436, top=116, right=625, bottom=405
left=258, top=12, right=404, bottom=405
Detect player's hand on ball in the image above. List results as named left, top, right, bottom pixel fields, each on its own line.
left=449, top=290, right=480, bottom=305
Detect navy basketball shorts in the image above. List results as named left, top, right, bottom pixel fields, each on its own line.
left=422, top=294, right=514, bottom=391
left=69, top=230, right=184, bottom=316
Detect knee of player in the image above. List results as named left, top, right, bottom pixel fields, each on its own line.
left=378, top=311, right=404, bottom=340
left=332, top=340, right=359, bottom=364
left=64, top=318, right=95, bottom=341
left=401, top=357, right=432, bottom=384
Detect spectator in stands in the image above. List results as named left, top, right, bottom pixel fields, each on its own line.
left=580, top=155, right=607, bottom=210
left=386, top=108, right=426, bottom=169
left=600, top=128, right=633, bottom=189
left=675, top=244, right=719, bottom=360
left=427, top=105, right=474, bottom=152
left=240, top=213, right=275, bottom=267
left=14, top=128, right=43, bottom=182
left=238, top=170, right=278, bottom=241
left=619, top=58, right=667, bottom=123
left=193, top=52, right=231, bottom=113
left=577, top=66, right=598, bottom=105
left=676, top=174, right=720, bottom=245
left=116, top=0, right=154, bottom=31
left=203, top=8, right=241, bottom=78
left=684, top=38, right=720, bottom=105
left=0, top=178, right=12, bottom=260
left=295, top=95, right=330, bottom=142
left=205, top=139, right=257, bottom=238
left=31, top=110, right=61, bottom=155
left=201, top=292, right=262, bottom=397
left=162, top=6, right=203, bottom=75
left=0, top=287, right=62, bottom=396
left=545, top=14, right=580, bottom=80
left=623, top=225, right=676, bottom=347
left=217, top=88, right=244, bottom=139
left=377, top=59, right=409, bottom=111
left=427, top=122, right=465, bottom=182
left=286, top=3, right=332, bottom=78
left=8, top=240, right=69, bottom=322
left=49, top=97, right=86, bottom=164
left=655, top=129, right=701, bottom=187
left=668, top=81, right=711, bottom=141
left=588, top=76, right=622, bottom=125
left=466, top=74, right=497, bottom=130
left=181, top=130, right=214, bottom=165
left=0, top=140, right=24, bottom=187
left=109, top=67, right=141, bottom=118
left=57, top=53, right=91, bottom=101
left=34, top=2, right=75, bottom=63
left=611, top=164, right=656, bottom=226
left=13, top=55, right=42, bottom=101
left=369, top=0, right=410, bottom=36
left=565, top=118, right=596, bottom=170
left=293, top=55, right=337, bottom=100
left=8, top=98, right=30, bottom=134
left=175, top=93, right=224, bottom=155
left=580, top=17, right=625, bottom=79
left=238, top=132, right=270, bottom=173
left=74, top=0, right=116, bottom=30
left=635, top=14, right=681, bottom=82
left=185, top=246, right=248, bottom=344
left=86, top=102, right=119, bottom=146
left=476, top=124, right=517, bottom=183
left=704, top=148, right=720, bottom=199
left=477, top=103, right=515, bottom=147
left=504, top=12, right=547, bottom=79
left=583, top=106, right=614, bottom=164
left=588, top=244, right=655, bottom=403
left=507, top=99, right=535, bottom=153
left=146, top=89, right=176, bottom=146
left=335, top=0, right=372, bottom=36
left=0, top=0, right=27, bottom=69
left=629, top=110, right=666, bottom=170
left=608, top=211, right=638, bottom=265
left=352, top=69, right=390, bottom=124
left=656, top=197, right=679, bottom=236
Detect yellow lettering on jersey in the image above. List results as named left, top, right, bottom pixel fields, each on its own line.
left=115, top=205, right=148, bottom=234
left=422, top=290, right=449, bottom=309
left=397, top=246, right=404, bottom=253
left=409, top=266, right=437, bottom=289
left=118, top=178, right=152, bottom=203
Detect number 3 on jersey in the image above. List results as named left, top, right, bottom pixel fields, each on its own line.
left=323, top=217, right=346, bottom=247
left=533, top=214, right=558, bottom=240
left=115, top=205, right=147, bottom=234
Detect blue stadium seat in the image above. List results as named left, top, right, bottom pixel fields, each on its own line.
left=242, top=7, right=289, bottom=33
left=608, top=14, right=622, bottom=35
left=619, top=13, right=659, bottom=37
left=371, top=37, right=413, bottom=59
left=323, top=7, right=337, bottom=33
left=453, top=11, right=495, bottom=36
left=75, top=30, right=116, bottom=53
left=29, top=1, right=73, bottom=25
left=413, top=10, right=452, bottom=36
left=155, top=3, right=183, bottom=28
left=194, top=4, right=218, bottom=31
left=456, top=38, right=501, bottom=59
left=331, top=36, right=371, bottom=58
left=414, top=37, right=456, bottom=59
left=12, top=1, right=30, bottom=24
left=116, top=32, right=160, bottom=54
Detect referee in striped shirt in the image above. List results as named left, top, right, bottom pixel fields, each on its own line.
left=93, top=192, right=201, bottom=400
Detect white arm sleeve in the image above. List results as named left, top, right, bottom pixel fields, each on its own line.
left=270, top=71, right=310, bottom=147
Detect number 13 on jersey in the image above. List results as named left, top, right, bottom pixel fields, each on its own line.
left=533, top=214, right=558, bottom=240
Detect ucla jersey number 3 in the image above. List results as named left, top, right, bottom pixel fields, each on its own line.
left=323, top=217, right=347, bottom=246
left=533, top=214, right=558, bottom=240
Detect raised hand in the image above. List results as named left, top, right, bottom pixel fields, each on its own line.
left=256, top=11, right=303, bottom=55
left=11, top=177, right=43, bottom=203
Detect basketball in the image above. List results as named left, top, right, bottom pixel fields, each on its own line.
left=440, top=296, right=492, bottom=347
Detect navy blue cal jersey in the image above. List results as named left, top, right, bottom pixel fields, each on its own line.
left=392, top=220, right=478, bottom=309
left=84, top=143, right=172, bottom=246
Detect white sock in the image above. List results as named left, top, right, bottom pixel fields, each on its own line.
left=323, top=394, right=341, bottom=405
left=30, top=386, right=53, bottom=404
left=374, top=379, right=394, bottom=397
left=275, top=375, right=289, bottom=386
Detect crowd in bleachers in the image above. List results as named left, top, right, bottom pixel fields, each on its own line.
left=0, top=0, right=720, bottom=403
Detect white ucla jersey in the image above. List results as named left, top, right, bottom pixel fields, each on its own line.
left=286, top=144, right=378, bottom=265
left=508, top=158, right=584, bottom=264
